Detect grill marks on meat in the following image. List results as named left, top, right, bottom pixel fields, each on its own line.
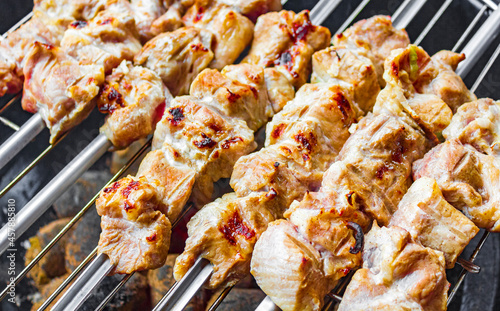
left=175, top=84, right=361, bottom=289
left=243, top=10, right=331, bottom=88
left=98, top=64, right=277, bottom=273
left=98, top=61, right=171, bottom=149
left=338, top=224, right=449, bottom=311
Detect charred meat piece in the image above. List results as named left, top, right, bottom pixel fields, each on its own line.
left=413, top=139, right=500, bottom=232
left=338, top=223, right=449, bottom=311
left=134, top=27, right=214, bottom=96
left=22, top=42, right=105, bottom=143
left=175, top=84, right=359, bottom=289
left=243, top=10, right=331, bottom=88
left=332, top=15, right=410, bottom=86
left=61, top=7, right=142, bottom=74
left=263, top=67, right=295, bottom=113
left=98, top=61, right=172, bottom=149
left=183, top=0, right=254, bottom=70
left=218, top=0, right=281, bottom=22
left=443, top=98, right=500, bottom=156
left=390, top=177, right=479, bottom=268
left=34, top=0, right=109, bottom=21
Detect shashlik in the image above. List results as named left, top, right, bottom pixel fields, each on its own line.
left=250, top=41, right=475, bottom=310
left=96, top=8, right=329, bottom=275
left=173, top=15, right=408, bottom=291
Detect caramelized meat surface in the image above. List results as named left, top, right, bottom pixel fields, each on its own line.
left=22, top=42, right=105, bottom=143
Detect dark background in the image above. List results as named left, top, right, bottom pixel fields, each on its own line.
left=0, top=0, right=499, bottom=310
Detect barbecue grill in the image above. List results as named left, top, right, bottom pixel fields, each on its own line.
left=0, top=0, right=499, bottom=310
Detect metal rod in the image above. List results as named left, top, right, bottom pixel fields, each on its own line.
left=456, top=7, right=500, bottom=77
left=0, top=113, right=45, bottom=170
left=452, top=5, right=488, bottom=52
left=0, top=11, right=33, bottom=40
left=0, top=93, right=21, bottom=115
left=310, top=0, right=343, bottom=26
left=207, top=286, right=233, bottom=311
left=392, top=0, right=427, bottom=29
left=0, top=132, right=69, bottom=199
left=413, top=0, right=453, bottom=45
left=471, top=43, right=500, bottom=93
left=0, top=116, right=20, bottom=131
left=37, top=248, right=98, bottom=311
left=482, top=0, right=498, bottom=10
left=335, top=0, right=371, bottom=34
left=94, top=272, right=135, bottom=311
left=255, top=296, right=276, bottom=311
left=448, top=231, right=490, bottom=305
left=153, top=258, right=213, bottom=311
left=51, top=253, right=115, bottom=311
left=0, top=138, right=152, bottom=303
left=0, top=133, right=112, bottom=255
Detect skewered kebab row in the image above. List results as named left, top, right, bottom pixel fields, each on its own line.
left=97, top=63, right=291, bottom=274
left=338, top=222, right=450, bottom=311
left=173, top=15, right=409, bottom=290
left=250, top=42, right=476, bottom=310
left=174, top=83, right=359, bottom=289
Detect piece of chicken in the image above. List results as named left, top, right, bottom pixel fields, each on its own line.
left=98, top=61, right=172, bottom=149
left=263, top=67, right=295, bottom=113
left=150, top=5, right=185, bottom=36
left=242, top=10, right=331, bottom=88
left=22, top=42, right=105, bottom=144
left=332, top=15, right=410, bottom=86
left=390, top=177, right=479, bottom=268
left=0, top=12, right=67, bottom=97
left=183, top=0, right=254, bottom=70
left=218, top=0, right=281, bottom=22
left=338, top=223, right=449, bottom=311
left=34, top=0, right=109, bottom=21
left=174, top=84, right=359, bottom=288
left=134, top=27, right=214, bottom=96
left=443, top=98, right=500, bottom=156
left=251, top=112, right=428, bottom=311
left=129, top=0, right=167, bottom=42
left=413, top=139, right=500, bottom=232
left=97, top=64, right=275, bottom=273
left=61, top=7, right=142, bottom=74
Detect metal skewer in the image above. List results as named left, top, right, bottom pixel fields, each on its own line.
left=391, top=0, right=427, bottom=29
left=413, top=0, right=453, bottom=45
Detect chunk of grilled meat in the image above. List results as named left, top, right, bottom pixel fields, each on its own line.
left=413, top=139, right=500, bottom=232
left=243, top=10, right=331, bottom=88
left=332, top=15, right=410, bottom=86
left=218, top=0, right=281, bottom=22
left=264, top=67, right=295, bottom=113
left=22, top=42, right=105, bottom=143
left=134, top=27, right=214, bottom=96
left=174, top=84, right=358, bottom=288
left=390, top=177, right=479, bottom=268
left=61, top=7, right=142, bottom=74
left=97, top=64, right=274, bottom=273
left=129, top=0, right=167, bottom=43
left=34, top=0, right=109, bottom=21
left=183, top=0, right=254, bottom=70
left=0, top=13, right=67, bottom=96
left=338, top=223, right=449, bottom=311
left=443, top=98, right=500, bottom=156
left=251, top=112, right=428, bottom=311
left=98, top=61, right=172, bottom=149
left=150, top=4, right=185, bottom=36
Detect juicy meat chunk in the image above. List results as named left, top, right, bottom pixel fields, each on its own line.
left=312, top=46, right=380, bottom=115
left=61, top=8, right=142, bottom=74
left=243, top=10, right=330, bottom=88
left=0, top=14, right=65, bottom=96
left=263, top=68, right=295, bottom=113
left=390, top=177, right=479, bottom=268
left=174, top=192, right=279, bottom=288
left=183, top=0, right=254, bottom=70
left=134, top=27, right=214, bottom=96
left=98, top=61, right=171, bottom=149
left=34, top=0, right=109, bottom=21
left=338, top=224, right=449, bottom=311
left=130, top=0, right=166, bottom=42
left=374, top=45, right=456, bottom=136
left=443, top=98, right=500, bottom=156
left=231, top=83, right=358, bottom=207
left=332, top=15, right=410, bottom=86
left=189, top=64, right=273, bottom=131
left=413, top=139, right=500, bottom=231
left=97, top=176, right=172, bottom=274
left=218, top=0, right=281, bottom=22
left=22, top=42, right=105, bottom=143
left=150, top=5, right=185, bottom=36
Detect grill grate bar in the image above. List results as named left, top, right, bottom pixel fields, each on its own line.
left=452, top=4, right=488, bottom=52
left=0, top=116, right=19, bottom=131
left=310, top=0, right=343, bottom=26
left=0, top=11, right=33, bottom=40
left=94, top=273, right=136, bottom=311
left=0, top=93, right=21, bottom=114
left=471, top=43, right=500, bottom=92
left=392, top=0, right=427, bottom=29
left=483, top=0, right=498, bottom=10
left=207, top=286, right=233, bottom=311
left=413, top=0, right=453, bottom=45
left=335, top=0, right=371, bottom=34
